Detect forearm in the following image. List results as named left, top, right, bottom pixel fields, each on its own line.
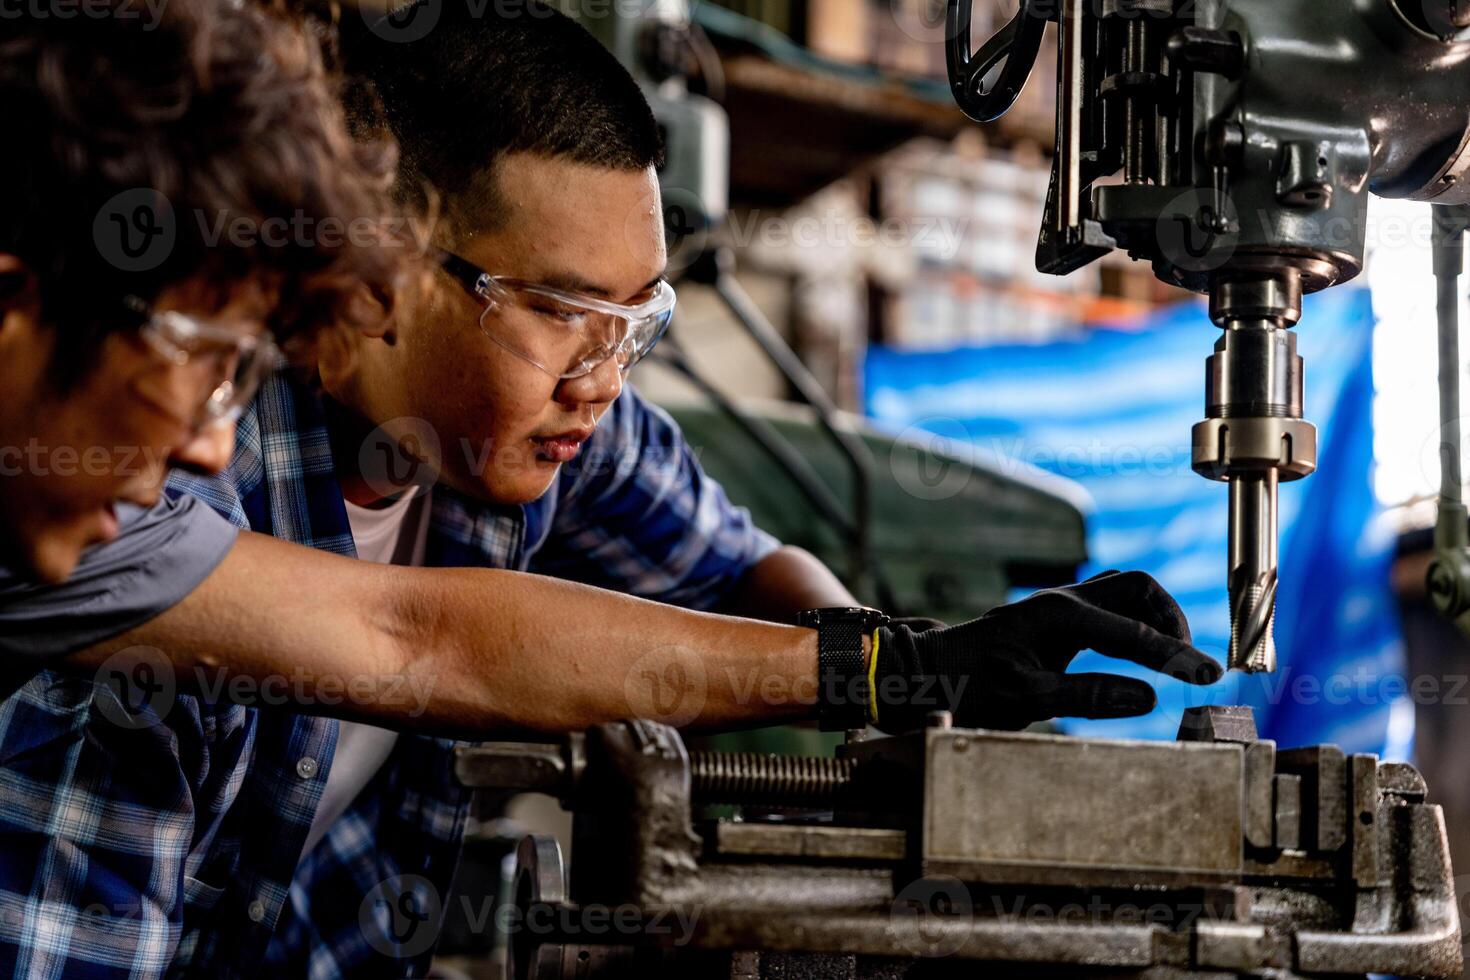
left=716, top=545, right=862, bottom=623
left=71, top=531, right=822, bottom=737
left=402, top=568, right=822, bottom=736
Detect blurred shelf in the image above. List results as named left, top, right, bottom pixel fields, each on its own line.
left=718, top=52, right=1057, bottom=206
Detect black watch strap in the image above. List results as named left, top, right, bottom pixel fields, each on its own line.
left=797, top=607, right=889, bottom=731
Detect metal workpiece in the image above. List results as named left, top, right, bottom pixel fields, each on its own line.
left=458, top=710, right=1463, bottom=979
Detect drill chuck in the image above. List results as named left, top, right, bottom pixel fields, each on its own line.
left=1193, top=273, right=1318, bottom=674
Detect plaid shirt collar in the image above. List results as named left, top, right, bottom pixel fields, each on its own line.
left=214, top=369, right=545, bottom=571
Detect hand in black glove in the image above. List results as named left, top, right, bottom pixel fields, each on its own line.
left=869, top=570, right=1222, bottom=733
left=889, top=615, right=948, bottom=633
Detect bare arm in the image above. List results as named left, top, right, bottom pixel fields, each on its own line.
left=715, top=546, right=862, bottom=623
left=70, top=531, right=823, bottom=738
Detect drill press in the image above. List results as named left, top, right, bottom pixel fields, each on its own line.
left=948, top=0, right=1470, bottom=670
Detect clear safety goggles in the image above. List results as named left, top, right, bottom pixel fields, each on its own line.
left=438, top=250, right=675, bottom=380
left=124, top=294, right=277, bottom=429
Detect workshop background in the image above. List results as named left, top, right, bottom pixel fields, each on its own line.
left=601, top=0, right=1468, bottom=870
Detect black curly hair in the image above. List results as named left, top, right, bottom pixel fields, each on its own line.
left=0, top=0, right=410, bottom=385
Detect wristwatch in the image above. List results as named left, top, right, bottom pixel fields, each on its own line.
left=796, top=607, right=890, bottom=731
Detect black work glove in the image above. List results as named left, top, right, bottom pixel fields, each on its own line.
left=889, top=615, right=948, bottom=634
left=869, top=570, right=1222, bottom=733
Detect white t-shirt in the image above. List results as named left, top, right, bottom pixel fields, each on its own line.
left=298, top=485, right=432, bottom=861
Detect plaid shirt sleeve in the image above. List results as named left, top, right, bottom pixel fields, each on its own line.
left=0, top=672, right=209, bottom=980
left=527, top=385, right=781, bottom=610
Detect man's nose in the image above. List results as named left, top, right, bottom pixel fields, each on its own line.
left=556, top=355, right=625, bottom=408
left=169, top=419, right=237, bottom=476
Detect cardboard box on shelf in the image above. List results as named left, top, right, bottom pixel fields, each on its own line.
left=807, top=0, right=871, bottom=64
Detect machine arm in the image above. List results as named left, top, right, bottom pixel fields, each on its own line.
left=946, top=0, right=1470, bottom=667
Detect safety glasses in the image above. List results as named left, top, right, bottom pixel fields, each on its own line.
left=124, top=295, right=277, bottom=429
left=438, top=250, right=675, bottom=380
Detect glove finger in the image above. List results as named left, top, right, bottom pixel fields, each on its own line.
left=1065, top=605, right=1223, bottom=684
left=1034, top=672, right=1157, bottom=720
left=1055, top=570, right=1193, bottom=643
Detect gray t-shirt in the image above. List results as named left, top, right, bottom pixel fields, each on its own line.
left=0, top=493, right=238, bottom=662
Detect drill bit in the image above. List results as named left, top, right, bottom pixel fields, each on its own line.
left=1228, top=472, right=1278, bottom=672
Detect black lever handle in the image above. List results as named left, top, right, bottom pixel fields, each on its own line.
left=947, top=0, right=1049, bottom=123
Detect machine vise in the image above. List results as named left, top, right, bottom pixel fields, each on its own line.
left=455, top=708, right=1461, bottom=979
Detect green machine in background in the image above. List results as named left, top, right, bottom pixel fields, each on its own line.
left=661, top=398, right=1088, bottom=622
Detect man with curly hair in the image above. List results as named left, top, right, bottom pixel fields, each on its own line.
left=0, top=0, right=410, bottom=973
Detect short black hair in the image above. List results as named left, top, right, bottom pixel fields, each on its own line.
left=342, top=0, right=663, bottom=240
left=1, top=0, right=406, bottom=385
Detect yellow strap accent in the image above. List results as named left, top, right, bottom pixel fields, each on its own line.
left=867, top=628, right=882, bottom=726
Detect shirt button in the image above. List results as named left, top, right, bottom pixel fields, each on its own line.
left=247, top=900, right=266, bottom=923
left=296, top=757, right=318, bottom=779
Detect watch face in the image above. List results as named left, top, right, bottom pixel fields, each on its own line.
left=798, top=607, right=887, bottom=628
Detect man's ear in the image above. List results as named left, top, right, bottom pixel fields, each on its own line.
left=342, top=280, right=395, bottom=341
left=317, top=279, right=397, bottom=393
left=315, top=319, right=366, bottom=395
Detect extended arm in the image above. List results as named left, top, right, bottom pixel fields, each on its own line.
left=67, top=539, right=1220, bottom=738
left=71, top=530, right=821, bottom=738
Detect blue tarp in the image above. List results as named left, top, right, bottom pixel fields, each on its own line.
left=866, top=287, right=1410, bottom=757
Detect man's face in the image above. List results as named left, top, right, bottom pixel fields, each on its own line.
left=339, top=153, right=667, bottom=505
left=0, top=268, right=271, bottom=583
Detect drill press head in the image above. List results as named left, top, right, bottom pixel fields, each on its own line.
left=947, top=0, right=1470, bottom=674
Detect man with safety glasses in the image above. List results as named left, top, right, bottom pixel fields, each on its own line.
left=435, top=249, right=677, bottom=387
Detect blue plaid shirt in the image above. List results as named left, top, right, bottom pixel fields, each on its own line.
left=0, top=369, right=778, bottom=978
